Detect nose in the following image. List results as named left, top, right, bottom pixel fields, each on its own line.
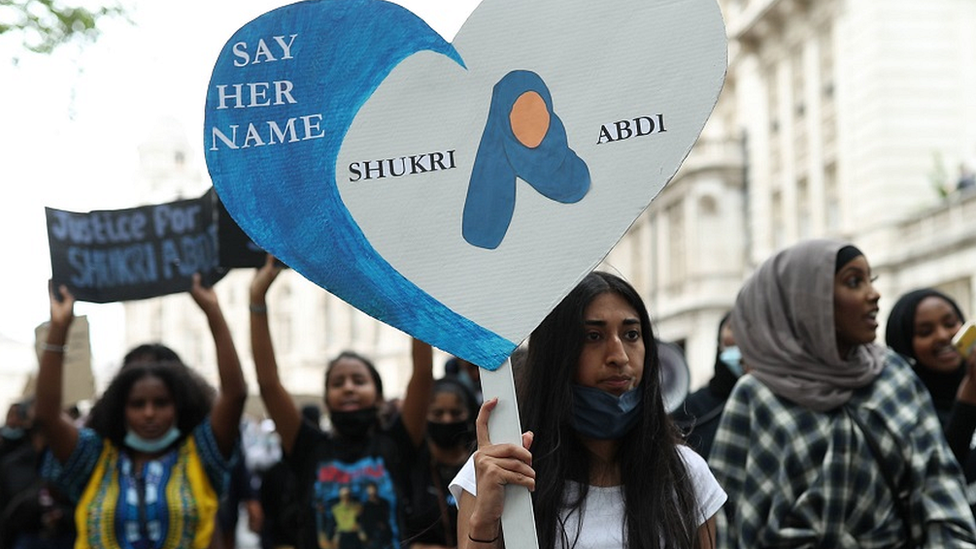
left=867, top=281, right=880, bottom=303
left=141, top=403, right=156, bottom=421
left=606, top=334, right=629, bottom=366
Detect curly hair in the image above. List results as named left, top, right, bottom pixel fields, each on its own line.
left=519, top=271, right=704, bottom=549
left=86, top=360, right=216, bottom=447
left=122, top=343, right=183, bottom=366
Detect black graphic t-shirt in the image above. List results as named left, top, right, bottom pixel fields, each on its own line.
left=288, top=418, right=417, bottom=549
left=402, top=443, right=465, bottom=547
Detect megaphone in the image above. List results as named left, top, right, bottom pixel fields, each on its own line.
left=656, top=340, right=690, bottom=414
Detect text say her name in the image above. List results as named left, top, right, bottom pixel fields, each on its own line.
left=209, top=34, right=327, bottom=150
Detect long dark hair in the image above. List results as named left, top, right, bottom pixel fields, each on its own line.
left=87, top=361, right=216, bottom=447
left=519, top=271, right=703, bottom=549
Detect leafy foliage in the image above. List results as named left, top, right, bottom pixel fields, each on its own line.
left=0, top=0, right=126, bottom=54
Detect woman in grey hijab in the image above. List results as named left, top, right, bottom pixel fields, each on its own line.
left=709, top=239, right=976, bottom=548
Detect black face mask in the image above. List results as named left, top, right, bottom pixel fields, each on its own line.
left=427, top=420, right=474, bottom=449
left=330, top=407, right=378, bottom=439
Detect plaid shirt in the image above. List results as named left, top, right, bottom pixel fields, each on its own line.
left=710, top=349, right=976, bottom=548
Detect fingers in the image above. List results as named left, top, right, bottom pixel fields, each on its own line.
left=473, top=398, right=534, bottom=491
left=251, top=254, right=283, bottom=296
left=48, top=282, right=74, bottom=309
left=966, top=348, right=976, bottom=370
left=474, top=445, right=536, bottom=491
left=190, top=272, right=215, bottom=299
left=59, top=285, right=74, bottom=306
left=475, top=398, right=498, bottom=449
left=262, top=254, right=284, bottom=277
left=48, top=281, right=72, bottom=304
left=475, top=397, right=533, bottom=460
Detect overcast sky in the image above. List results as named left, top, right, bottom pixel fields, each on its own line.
left=0, top=0, right=480, bottom=372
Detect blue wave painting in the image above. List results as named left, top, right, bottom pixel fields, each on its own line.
left=205, top=0, right=517, bottom=369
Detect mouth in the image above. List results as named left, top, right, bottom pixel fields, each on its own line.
left=137, top=425, right=163, bottom=439
left=934, top=343, right=961, bottom=361
left=333, top=400, right=363, bottom=412
left=865, top=309, right=879, bottom=329
left=600, top=376, right=635, bottom=394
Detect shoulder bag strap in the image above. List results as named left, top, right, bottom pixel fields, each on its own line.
left=844, top=405, right=915, bottom=545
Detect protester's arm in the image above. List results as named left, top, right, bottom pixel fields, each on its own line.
left=35, top=283, right=80, bottom=463
left=698, top=516, right=717, bottom=549
left=250, top=255, right=302, bottom=454
left=947, top=351, right=976, bottom=463
left=456, top=399, right=535, bottom=549
left=398, top=338, right=434, bottom=447
left=191, top=273, right=248, bottom=458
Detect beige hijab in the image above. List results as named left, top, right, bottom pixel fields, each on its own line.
left=731, top=239, right=886, bottom=412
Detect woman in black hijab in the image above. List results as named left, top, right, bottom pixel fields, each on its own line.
left=886, top=287, right=976, bottom=515
left=886, top=288, right=969, bottom=423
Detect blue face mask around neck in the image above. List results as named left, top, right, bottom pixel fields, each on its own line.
left=720, top=346, right=743, bottom=377
left=571, top=385, right=642, bottom=440
left=0, top=426, right=26, bottom=440
left=124, top=426, right=181, bottom=453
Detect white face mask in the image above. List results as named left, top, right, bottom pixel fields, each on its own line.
left=720, top=346, right=743, bottom=377
left=124, top=426, right=181, bottom=453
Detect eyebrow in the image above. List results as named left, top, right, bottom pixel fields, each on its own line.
left=838, top=266, right=870, bottom=277
left=584, top=318, right=641, bottom=326
left=917, top=313, right=959, bottom=325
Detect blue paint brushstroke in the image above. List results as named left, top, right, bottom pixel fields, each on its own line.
left=463, top=70, right=590, bottom=249
left=205, top=0, right=516, bottom=369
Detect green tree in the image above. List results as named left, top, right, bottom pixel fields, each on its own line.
left=1, top=0, right=126, bottom=54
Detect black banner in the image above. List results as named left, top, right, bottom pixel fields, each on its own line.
left=216, top=194, right=268, bottom=269
left=46, top=190, right=228, bottom=303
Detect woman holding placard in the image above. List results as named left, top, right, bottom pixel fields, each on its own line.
left=36, top=274, right=248, bottom=549
left=249, top=254, right=433, bottom=549
left=450, top=271, right=725, bottom=549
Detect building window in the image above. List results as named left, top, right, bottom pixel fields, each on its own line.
left=772, top=190, right=785, bottom=250
left=792, top=45, right=807, bottom=169
left=824, top=163, right=840, bottom=231
left=767, top=65, right=781, bottom=177
left=819, top=23, right=837, bottom=156
left=667, top=203, right=685, bottom=284
left=791, top=46, right=805, bottom=120
left=797, top=177, right=811, bottom=238
left=819, top=23, right=835, bottom=99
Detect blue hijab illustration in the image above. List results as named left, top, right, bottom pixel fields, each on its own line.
left=462, top=70, right=591, bottom=249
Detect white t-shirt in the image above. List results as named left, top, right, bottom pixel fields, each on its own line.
left=448, top=445, right=726, bottom=549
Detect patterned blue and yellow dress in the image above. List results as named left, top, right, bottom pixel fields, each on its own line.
left=42, top=419, right=234, bottom=549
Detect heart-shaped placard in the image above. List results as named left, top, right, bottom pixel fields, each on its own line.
left=204, top=0, right=727, bottom=370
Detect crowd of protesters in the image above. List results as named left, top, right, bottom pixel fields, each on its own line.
left=5, top=241, right=976, bottom=548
